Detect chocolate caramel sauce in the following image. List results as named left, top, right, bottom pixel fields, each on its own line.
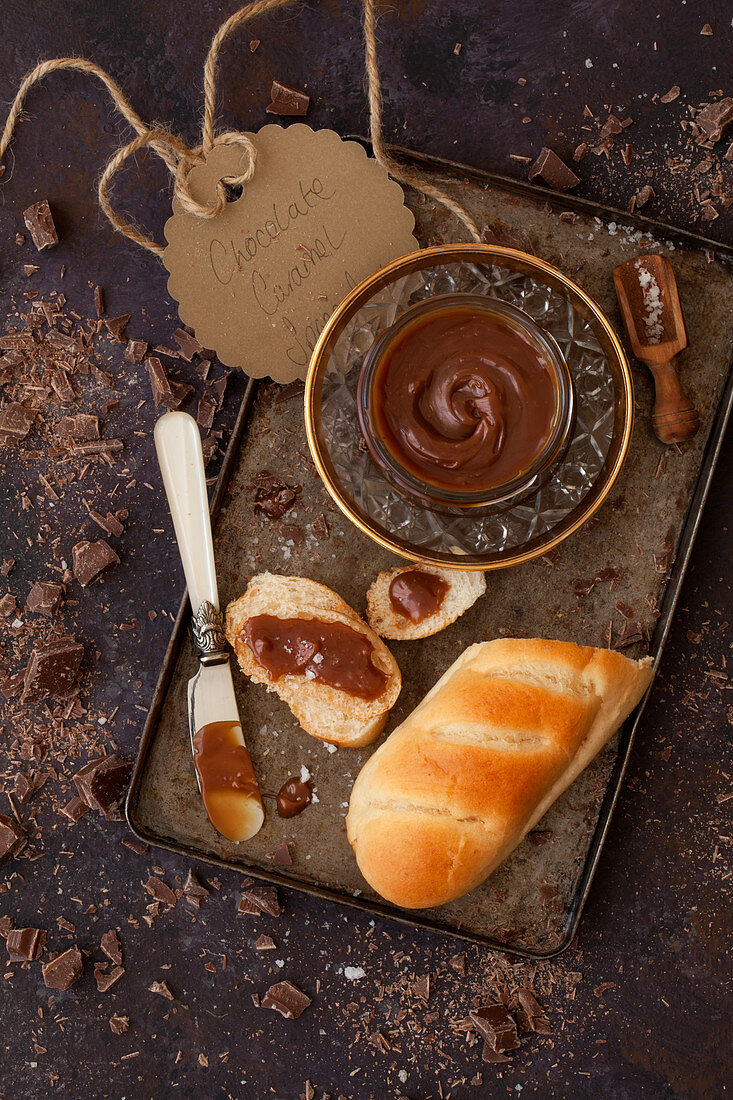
left=389, top=569, right=449, bottom=624
left=241, top=615, right=388, bottom=701
left=372, top=305, right=556, bottom=493
left=192, top=722, right=262, bottom=838
left=275, top=776, right=314, bottom=818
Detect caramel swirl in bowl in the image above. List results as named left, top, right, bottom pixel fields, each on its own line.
left=370, top=305, right=558, bottom=494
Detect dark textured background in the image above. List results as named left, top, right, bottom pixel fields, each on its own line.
left=0, top=1, right=731, bottom=1098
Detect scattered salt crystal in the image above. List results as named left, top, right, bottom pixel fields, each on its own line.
left=300, top=765, right=311, bottom=783
left=344, top=966, right=366, bottom=981
left=304, top=669, right=316, bottom=680
left=324, top=743, right=337, bottom=754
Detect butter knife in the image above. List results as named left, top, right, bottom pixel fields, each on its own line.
left=154, top=411, right=264, bottom=842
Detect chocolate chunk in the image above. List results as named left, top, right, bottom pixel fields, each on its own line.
left=24, top=263, right=39, bottom=276
left=632, top=184, right=656, bottom=210
left=121, top=836, right=148, bottom=855
left=42, top=946, right=83, bottom=990
left=695, top=97, right=733, bottom=142
left=124, top=338, right=148, bottom=363
left=660, top=85, right=681, bottom=104
left=573, top=576, right=596, bottom=598
left=0, top=402, right=36, bottom=443
left=6, top=927, right=46, bottom=961
left=144, top=876, right=177, bottom=907
left=58, top=414, right=100, bottom=441
left=49, top=369, right=75, bottom=402
left=266, top=80, right=310, bottom=117
left=413, top=975, right=431, bottom=1001
left=148, top=979, right=175, bottom=1000
left=2, top=670, right=27, bottom=699
left=104, top=315, right=130, bottom=342
left=172, top=328, right=203, bottom=361
left=85, top=506, right=124, bottom=538
left=528, top=148, right=580, bottom=191
left=1, top=559, right=15, bottom=577
left=0, top=593, right=16, bottom=617
left=210, top=372, right=231, bottom=408
left=146, top=356, right=172, bottom=406
left=100, top=930, right=122, bottom=965
left=70, top=438, right=124, bottom=458
left=197, top=395, right=217, bottom=431
left=109, top=1014, right=130, bottom=1034
left=72, top=539, right=120, bottom=586
left=480, top=220, right=534, bottom=253
left=73, top=755, right=132, bottom=820
left=449, top=953, right=466, bottom=976
left=261, top=980, right=311, bottom=1018
left=23, top=200, right=58, bottom=251
left=95, top=963, right=125, bottom=992
left=481, top=1043, right=511, bottom=1064
left=0, top=814, right=26, bottom=862
left=59, top=795, right=90, bottom=822
left=253, top=471, right=298, bottom=520
left=183, top=871, right=209, bottom=908
left=310, top=513, right=329, bottom=541
left=272, top=842, right=292, bottom=867
left=21, top=636, right=84, bottom=704
left=94, top=285, right=105, bottom=317
left=255, top=934, right=276, bottom=951
left=516, top=987, right=552, bottom=1034
left=469, top=1004, right=521, bottom=1053
left=240, top=885, right=282, bottom=917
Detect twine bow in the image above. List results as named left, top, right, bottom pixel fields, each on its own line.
left=0, top=0, right=480, bottom=257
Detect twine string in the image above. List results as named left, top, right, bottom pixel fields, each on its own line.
left=0, top=0, right=481, bottom=255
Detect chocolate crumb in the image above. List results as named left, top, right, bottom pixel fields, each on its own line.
left=272, top=841, right=292, bottom=867
left=26, top=581, right=64, bottom=617
left=73, top=755, right=132, bottom=820
left=95, top=963, right=125, bottom=992
left=470, top=1004, right=520, bottom=1053
left=239, top=885, right=282, bottom=917
left=109, top=1015, right=130, bottom=1035
left=148, top=979, right=175, bottom=1000
left=101, top=930, right=122, bottom=965
left=255, top=935, right=276, bottom=951
left=104, top=315, right=130, bottom=342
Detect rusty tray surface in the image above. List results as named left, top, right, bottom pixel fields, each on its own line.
left=127, top=146, right=733, bottom=957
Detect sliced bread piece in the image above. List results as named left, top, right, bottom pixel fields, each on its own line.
left=366, top=566, right=486, bottom=641
left=225, top=573, right=401, bottom=748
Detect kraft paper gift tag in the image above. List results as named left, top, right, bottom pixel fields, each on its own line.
left=163, top=125, right=418, bottom=384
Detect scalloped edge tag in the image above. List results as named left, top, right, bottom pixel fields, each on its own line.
left=163, top=125, right=417, bottom=383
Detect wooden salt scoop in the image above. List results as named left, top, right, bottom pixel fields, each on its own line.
left=613, top=253, right=700, bottom=444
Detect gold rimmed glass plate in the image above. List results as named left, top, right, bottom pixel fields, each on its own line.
left=305, top=245, right=633, bottom=570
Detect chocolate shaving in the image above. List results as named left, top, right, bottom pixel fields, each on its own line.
left=42, top=946, right=83, bottom=990
left=23, top=200, right=58, bottom=251
left=0, top=593, right=16, bottom=617
left=516, top=987, right=552, bottom=1034
left=480, top=220, right=534, bottom=254
left=183, top=870, right=209, bottom=908
left=21, top=636, right=84, bottom=704
left=72, top=539, right=120, bottom=586
left=109, top=1015, right=130, bottom=1034
left=94, top=285, right=105, bottom=317
left=528, top=148, right=580, bottom=191
left=660, top=86, right=681, bottom=104
left=266, top=81, right=310, bottom=117
left=261, top=980, right=311, bottom=1019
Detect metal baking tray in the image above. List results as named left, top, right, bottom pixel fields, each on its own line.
left=126, top=142, right=733, bottom=958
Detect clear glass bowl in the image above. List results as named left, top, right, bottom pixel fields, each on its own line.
left=304, top=245, right=633, bottom=571
left=356, top=293, right=576, bottom=511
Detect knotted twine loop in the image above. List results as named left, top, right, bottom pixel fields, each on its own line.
left=0, top=0, right=481, bottom=256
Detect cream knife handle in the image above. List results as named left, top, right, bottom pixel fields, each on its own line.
left=154, top=411, right=218, bottom=614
